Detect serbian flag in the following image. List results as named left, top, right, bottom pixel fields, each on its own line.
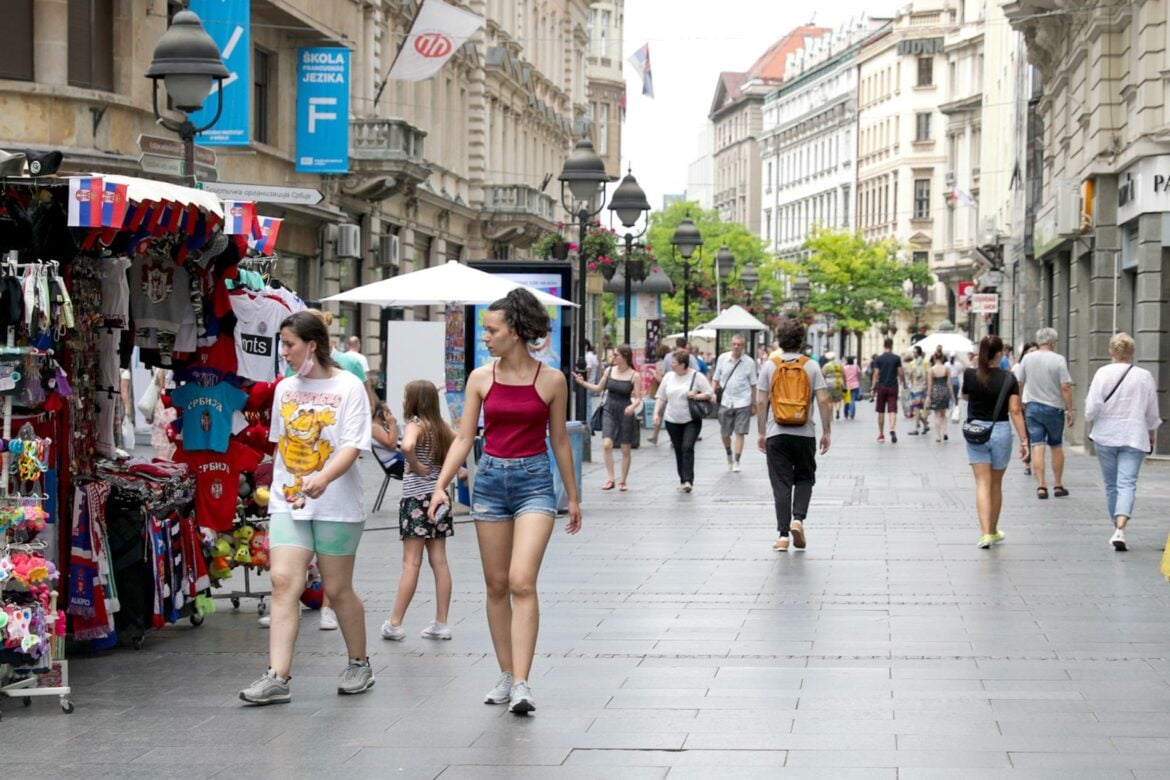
left=68, top=177, right=105, bottom=227
left=223, top=200, right=256, bottom=235
left=385, top=0, right=484, bottom=81
left=627, top=43, right=654, bottom=99
left=100, top=180, right=129, bottom=228
left=249, top=216, right=282, bottom=254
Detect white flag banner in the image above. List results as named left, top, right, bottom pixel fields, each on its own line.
left=386, top=0, right=484, bottom=81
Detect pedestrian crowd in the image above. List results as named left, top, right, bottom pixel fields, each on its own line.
left=234, top=298, right=1162, bottom=718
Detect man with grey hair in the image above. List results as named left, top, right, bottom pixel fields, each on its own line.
left=346, top=335, right=370, bottom=375
left=713, top=334, right=757, bottom=471
left=1015, top=327, right=1074, bottom=498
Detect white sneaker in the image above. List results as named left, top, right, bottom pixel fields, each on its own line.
left=732, top=461, right=741, bottom=473
left=509, top=679, right=536, bottom=715
left=1111, top=528, right=1127, bottom=552
left=319, top=606, right=339, bottom=630
left=258, top=615, right=271, bottom=628
left=484, top=671, right=513, bottom=704
left=380, top=620, right=406, bottom=640
left=420, top=621, right=452, bottom=640
left=726, top=453, right=734, bottom=468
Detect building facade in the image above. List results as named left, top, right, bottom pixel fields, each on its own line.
left=709, top=26, right=828, bottom=237
left=0, top=0, right=616, bottom=375
left=856, top=0, right=956, bottom=355
left=1005, top=0, right=1170, bottom=452
left=586, top=0, right=623, bottom=177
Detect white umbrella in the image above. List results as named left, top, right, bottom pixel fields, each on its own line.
left=916, top=331, right=975, bottom=356
left=323, top=260, right=578, bottom=307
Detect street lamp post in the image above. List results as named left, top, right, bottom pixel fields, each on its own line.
left=714, top=245, right=735, bottom=314
left=144, top=10, right=229, bottom=186
left=792, top=274, right=811, bottom=312
left=912, top=293, right=925, bottom=335
left=607, top=168, right=651, bottom=346
left=670, top=217, right=702, bottom=338
left=558, top=139, right=613, bottom=422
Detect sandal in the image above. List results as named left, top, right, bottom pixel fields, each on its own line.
left=618, top=482, right=628, bottom=492
left=1036, top=487, right=1048, bottom=499
left=601, top=480, right=615, bottom=490
left=1053, top=485, right=1069, bottom=497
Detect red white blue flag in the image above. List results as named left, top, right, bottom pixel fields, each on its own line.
left=101, top=180, right=130, bottom=228
left=249, top=216, right=283, bottom=254
left=627, top=43, right=654, bottom=99
left=223, top=200, right=256, bottom=235
left=68, top=177, right=105, bottom=227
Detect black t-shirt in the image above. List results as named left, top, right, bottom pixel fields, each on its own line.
left=962, top=367, right=1018, bottom=422
left=873, top=352, right=902, bottom=388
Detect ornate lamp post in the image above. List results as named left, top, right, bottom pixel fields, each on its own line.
left=144, top=10, right=229, bottom=186
left=792, top=274, right=811, bottom=311
left=607, top=168, right=651, bottom=345
left=912, top=292, right=926, bottom=334
left=714, top=245, right=735, bottom=313
left=670, top=217, right=702, bottom=338
left=558, top=139, right=612, bottom=422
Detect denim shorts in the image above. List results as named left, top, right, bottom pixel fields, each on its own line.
left=472, top=452, right=557, bottom=521
left=966, top=420, right=1013, bottom=470
left=1026, top=402, right=1064, bottom=446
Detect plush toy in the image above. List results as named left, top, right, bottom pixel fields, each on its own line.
left=234, top=525, right=256, bottom=546
left=253, top=486, right=270, bottom=507
left=213, top=535, right=233, bottom=560
left=209, top=556, right=231, bottom=580
left=249, top=528, right=269, bottom=569
left=233, top=544, right=252, bottom=565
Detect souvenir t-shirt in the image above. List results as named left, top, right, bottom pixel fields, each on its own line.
left=175, top=441, right=264, bottom=532
left=101, top=256, right=132, bottom=328
left=229, top=289, right=290, bottom=382
left=171, top=381, right=248, bottom=452
left=268, top=370, right=371, bottom=523
left=129, top=256, right=195, bottom=334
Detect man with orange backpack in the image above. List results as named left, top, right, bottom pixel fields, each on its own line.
left=757, top=319, right=832, bottom=553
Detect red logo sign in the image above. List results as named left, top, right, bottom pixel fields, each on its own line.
left=415, top=31, right=453, bottom=59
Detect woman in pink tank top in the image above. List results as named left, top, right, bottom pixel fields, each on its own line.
left=429, top=288, right=581, bottom=716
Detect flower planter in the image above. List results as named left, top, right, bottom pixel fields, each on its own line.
left=626, top=259, right=647, bottom=283
left=599, top=263, right=617, bottom=281
left=551, top=241, right=570, bottom=260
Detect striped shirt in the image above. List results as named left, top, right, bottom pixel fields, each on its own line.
left=402, top=418, right=440, bottom=499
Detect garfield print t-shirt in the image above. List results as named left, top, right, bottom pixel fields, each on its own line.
left=268, top=369, right=371, bottom=523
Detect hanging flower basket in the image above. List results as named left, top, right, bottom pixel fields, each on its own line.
left=551, top=241, right=570, bottom=260
left=626, top=258, right=647, bottom=283
left=600, top=262, right=618, bottom=281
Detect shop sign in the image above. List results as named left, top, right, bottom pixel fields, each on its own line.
left=1033, top=203, right=1061, bottom=257
left=897, top=38, right=943, bottom=56
left=296, top=47, right=351, bottom=174
left=189, top=0, right=250, bottom=146
left=136, top=134, right=216, bottom=167
left=138, top=154, right=218, bottom=182
left=1117, top=154, right=1170, bottom=224
left=202, top=181, right=323, bottom=206
left=970, top=293, right=999, bottom=314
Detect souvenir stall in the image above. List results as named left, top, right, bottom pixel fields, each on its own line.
left=0, top=170, right=299, bottom=716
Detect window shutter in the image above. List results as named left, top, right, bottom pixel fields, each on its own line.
left=0, top=0, right=35, bottom=81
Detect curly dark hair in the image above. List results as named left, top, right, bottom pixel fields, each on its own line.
left=776, top=319, right=806, bottom=352
left=488, top=287, right=550, bottom=343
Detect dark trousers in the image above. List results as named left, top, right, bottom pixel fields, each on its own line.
left=665, top=419, right=701, bottom=484
left=766, top=434, right=817, bottom=534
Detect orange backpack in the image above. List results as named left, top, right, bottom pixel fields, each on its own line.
left=769, top=355, right=811, bottom=425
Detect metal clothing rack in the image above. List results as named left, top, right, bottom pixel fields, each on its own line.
left=210, top=514, right=271, bottom=616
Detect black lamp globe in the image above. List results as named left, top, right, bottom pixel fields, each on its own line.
left=558, top=139, right=610, bottom=204
left=715, top=245, right=735, bottom=279
left=670, top=217, right=701, bottom=258
left=740, top=262, right=759, bottom=292
left=607, top=169, right=651, bottom=228
left=145, top=10, right=229, bottom=112
left=640, top=263, right=675, bottom=294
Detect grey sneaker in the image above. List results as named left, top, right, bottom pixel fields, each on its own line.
left=380, top=620, right=406, bottom=641
left=338, top=660, right=375, bottom=695
left=484, top=671, right=513, bottom=704
left=509, top=679, right=535, bottom=715
left=239, top=670, right=290, bottom=705
left=420, top=621, right=452, bottom=640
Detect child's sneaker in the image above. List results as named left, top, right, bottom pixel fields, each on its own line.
left=420, top=621, right=451, bottom=640
left=380, top=621, right=406, bottom=641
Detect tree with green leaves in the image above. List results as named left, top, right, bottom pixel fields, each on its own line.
left=784, top=227, right=934, bottom=357
left=645, top=200, right=781, bottom=333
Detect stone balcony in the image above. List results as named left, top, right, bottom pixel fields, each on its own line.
left=480, top=184, right=558, bottom=245
left=347, top=118, right=432, bottom=197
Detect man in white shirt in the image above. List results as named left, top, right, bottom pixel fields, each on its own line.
left=1015, top=327, right=1075, bottom=498
left=713, top=335, right=757, bottom=472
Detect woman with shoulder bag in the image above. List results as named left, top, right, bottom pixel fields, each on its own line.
left=962, top=335, right=1029, bottom=549
left=653, top=349, right=714, bottom=493
left=1085, top=332, right=1162, bottom=552
left=574, top=344, right=641, bottom=491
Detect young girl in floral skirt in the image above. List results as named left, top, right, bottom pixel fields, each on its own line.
left=381, top=380, right=455, bottom=641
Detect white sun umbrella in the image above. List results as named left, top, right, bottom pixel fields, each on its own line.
left=915, top=331, right=975, bottom=357
left=323, top=260, right=577, bottom=307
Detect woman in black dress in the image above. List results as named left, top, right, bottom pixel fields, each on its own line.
left=574, top=344, right=641, bottom=491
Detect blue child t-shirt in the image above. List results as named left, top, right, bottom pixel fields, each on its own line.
left=171, top=381, right=248, bottom=453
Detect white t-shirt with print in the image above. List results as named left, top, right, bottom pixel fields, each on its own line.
left=268, top=370, right=372, bottom=523
left=229, top=290, right=290, bottom=382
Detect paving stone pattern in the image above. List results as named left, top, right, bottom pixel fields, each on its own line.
left=5, top=403, right=1170, bottom=777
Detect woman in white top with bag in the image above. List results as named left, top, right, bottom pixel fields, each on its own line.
left=1085, top=332, right=1162, bottom=552
left=653, top=349, right=715, bottom=493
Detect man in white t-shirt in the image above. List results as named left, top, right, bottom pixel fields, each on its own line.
left=757, top=319, right=831, bottom=553
left=712, top=335, right=757, bottom=472
left=1015, top=327, right=1074, bottom=498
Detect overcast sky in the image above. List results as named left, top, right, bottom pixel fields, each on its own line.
left=620, top=0, right=896, bottom=212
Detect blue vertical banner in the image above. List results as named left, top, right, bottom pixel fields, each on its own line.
left=296, top=48, right=350, bottom=173
left=189, top=0, right=250, bottom=145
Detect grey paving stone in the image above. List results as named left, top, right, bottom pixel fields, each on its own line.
left=438, top=768, right=669, bottom=780
left=784, top=749, right=1012, bottom=768
left=562, top=748, right=787, bottom=767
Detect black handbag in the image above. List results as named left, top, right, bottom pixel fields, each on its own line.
left=687, top=373, right=714, bottom=421
left=589, top=369, right=608, bottom=433
left=962, top=372, right=1012, bottom=444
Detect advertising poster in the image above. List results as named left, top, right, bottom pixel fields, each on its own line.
left=444, top=306, right=466, bottom=423
left=296, top=48, right=350, bottom=173
left=472, top=273, right=563, bottom=371
left=190, top=0, right=250, bottom=145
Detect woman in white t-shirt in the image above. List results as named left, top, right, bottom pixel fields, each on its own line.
left=239, top=311, right=374, bottom=706
left=653, top=349, right=715, bottom=493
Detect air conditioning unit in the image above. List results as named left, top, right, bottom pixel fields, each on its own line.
left=377, top=233, right=400, bottom=268
left=336, top=224, right=360, bottom=259
left=1054, top=180, right=1082, bottom=236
